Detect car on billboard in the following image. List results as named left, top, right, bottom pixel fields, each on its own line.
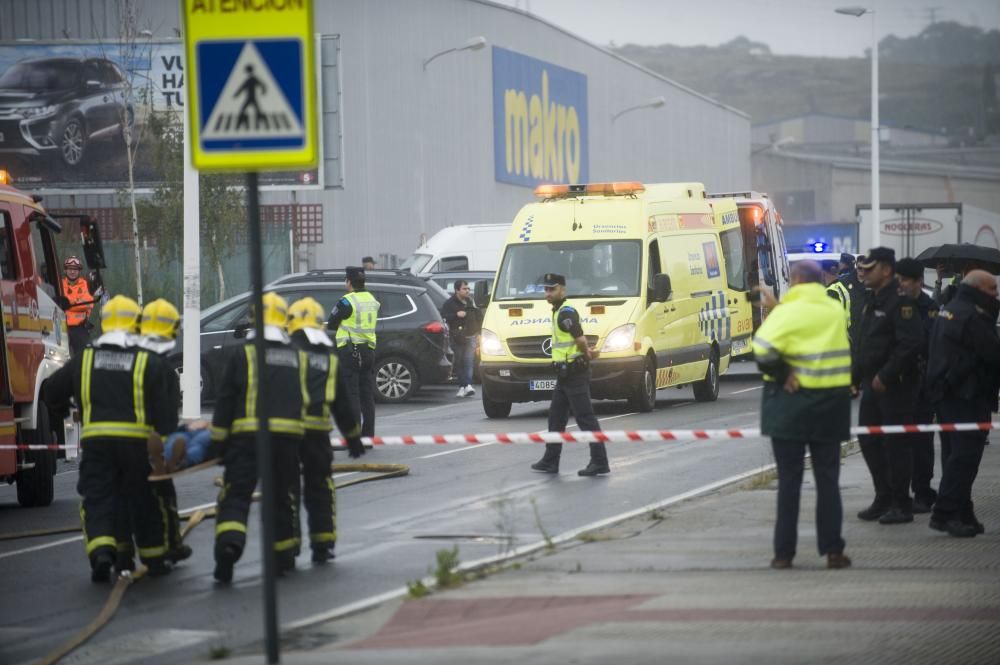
left=0, top=57, right=133, bottom=167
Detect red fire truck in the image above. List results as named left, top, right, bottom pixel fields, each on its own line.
left=0, top=169, right=101, bottom=506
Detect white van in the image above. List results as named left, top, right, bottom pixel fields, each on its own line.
left=400, top=224, right=510, bottom=275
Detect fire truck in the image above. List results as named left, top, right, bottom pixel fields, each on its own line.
left=0, top=169, right=103, bottom=506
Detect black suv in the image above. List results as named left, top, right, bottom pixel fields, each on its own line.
left=172, top=274, right=452, bottom=403
left=0, top=57, right=133, bottom=167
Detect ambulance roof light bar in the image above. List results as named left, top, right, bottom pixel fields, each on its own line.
left=0, top=169, right=10, bottom=185
left=534, top=181, right=645, bottom=200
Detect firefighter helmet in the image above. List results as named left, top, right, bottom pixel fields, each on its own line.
left=287, top=297, right=325, bottom=334
left=64, top=256, right=83, bottom=270
left=259, top=291, right=289, bottom=328
left=140, top=298, right=181, bottom=340
left=100, top=295, right=142, bottom=334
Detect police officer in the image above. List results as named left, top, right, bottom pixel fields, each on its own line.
left=287, top=297, right=365, bottom=564
left=828, top=253, right=864, bottom=347
left=43, top=295, right=174, bottom=581
left=62, top=255, right=95, bottom=357
left=895, top=258, right=940, bottom=513
left=530, top=273, right=608, bottom=476
left=211, top=292, right=305, bottom=583
left=327, top=267, right=380, bottom=438
left=927, top=270, right=1000, bottom=537
left=853, top=248, right=925, bottom=525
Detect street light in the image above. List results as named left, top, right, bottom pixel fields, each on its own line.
left=836, top=5, right=880, bottom=249
left=611, top=95, right=666, bottom=122
left=422, top=35, right=488, bottom=71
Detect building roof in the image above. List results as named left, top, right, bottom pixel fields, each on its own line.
left=752, top=111, right=944, bottom=136
left=756, top=148, right=1000, bottom=182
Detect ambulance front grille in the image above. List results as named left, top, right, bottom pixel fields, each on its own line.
left=507, top=335, right=598, bottom=359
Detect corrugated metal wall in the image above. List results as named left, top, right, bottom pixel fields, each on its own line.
left=3, top=0, right=751, bottom=269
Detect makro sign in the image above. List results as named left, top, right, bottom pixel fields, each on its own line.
left=492, top=46, right=588, bottom=188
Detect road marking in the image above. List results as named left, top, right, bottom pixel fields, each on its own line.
left=669, top=401, right=695, bottom=408
left=729, top=386, right=763, bottom=395
left=0, top=535, right=82, bottom=560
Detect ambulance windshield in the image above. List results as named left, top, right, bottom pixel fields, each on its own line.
left=494, top=240, right=641, bottom=300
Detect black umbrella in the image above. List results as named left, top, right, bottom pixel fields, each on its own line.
left=915, top=244, right=1000, bottom=275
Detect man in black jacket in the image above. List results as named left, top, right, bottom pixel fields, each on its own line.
left=853, top=248, right=925, bottom=525
left=440, top=280, right=481, bottom=398
left=927, top=270, right=1000, bottom=537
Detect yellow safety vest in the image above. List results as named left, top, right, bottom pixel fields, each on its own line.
left=827, top=281, right=851, bottom=329
left=335, top=291, right=379, bottom=349
left=752, top=283, right=851, bottom=389
left=551, top=305, right=581, bottom=363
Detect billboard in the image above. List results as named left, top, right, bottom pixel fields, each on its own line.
left=0, top=40, right=320, bottom=190
left=492, top=46, right=588, bottom=188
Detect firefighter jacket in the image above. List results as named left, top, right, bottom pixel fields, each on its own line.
left=291, top=331, right=362, bottom=438
left=43, top=333, right=174, bottom=442
left=211, top=339, right=308, bottom=442
left=752, top=282, right=852, bottom=443
left=62, top=276, right=94, bottom=328
left=852, top=278, right=925, bottom=388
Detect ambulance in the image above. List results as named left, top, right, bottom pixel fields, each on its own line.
left=479, top=181, right=766, bottom=418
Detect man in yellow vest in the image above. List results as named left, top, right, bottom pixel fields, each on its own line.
left=530, top=273, right=608, bottom=476
left=753, top=261, right=852, bottom=570
left=327, top=267, right=380, bottom=438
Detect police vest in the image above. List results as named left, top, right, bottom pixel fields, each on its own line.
left=827, top=281, right=851, bottom=329
left=79, top=347, right=156, bottom=440
left=551, top=305, right=581, bottom=363
left=752, top=283, right=852, bottom=389
left=335, top=291, right=379, bottom=349
left=300, top=349, right=339, bottom=432
left=63, top=277, right=93, bottom=327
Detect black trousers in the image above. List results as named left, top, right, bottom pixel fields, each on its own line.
left=215, top=435, right=300, bottom=561
left=297, top=430, right=336, bottom=550
left=68, top=324, right=90, bottom=358
left=932, top=399, right=988, bottom=523
left=546, top=368, right=605, bottom=461
left=858, top=383, right=915, bottom=510
left=771, top=438, right=845, bottom=559
left=114, top=479, right=182, bottom=561
left=77, top=438, right=166, bottom=565
left=339, top=345, right=376, bottom=438
left=911, top=393, right=937, bottom=502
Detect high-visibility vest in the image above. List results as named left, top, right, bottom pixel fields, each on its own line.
left=63, top=277, right=93, bottom=327
left=827, top=281, right=851, bottom=329
left=551, top=305, right=582, bottom=363
left=752, top=283, right=851, bottom=389
left=335, top=291, right=379, bottom=349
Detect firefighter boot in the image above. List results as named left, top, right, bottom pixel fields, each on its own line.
left=90, top=549, right=116, bottom=583
left=213, top=543, right=240, bottom=584
left=312, top=543, right=335, bottom=565
left=531, top=444, right=562, bottom=474
left=578, top=443, right=610, bottom=477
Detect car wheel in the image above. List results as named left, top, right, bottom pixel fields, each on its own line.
left=481, top=384, right=512, bottom=419
left=16, top=406, right=57, bottom=507
left=375, top=356, right=418, bottom=403
left=628, top=356, right=656, bottom=413
left=693, top=348, right=720, bottom=402
left=59, top=116, right=87, bottom=167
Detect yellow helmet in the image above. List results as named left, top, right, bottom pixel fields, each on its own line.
left=100, top=295, right=142, bottom=334
left=287, top=297, right=325, bottom=334
left=259, top=291, right=289, bottom=328
left=140, top=298, right=181, bottom=340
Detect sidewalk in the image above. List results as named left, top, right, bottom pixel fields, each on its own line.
left=225, top=443, right=1000, bottom=665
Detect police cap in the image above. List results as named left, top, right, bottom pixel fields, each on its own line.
left=858, top=247, right=895, bottom=270
left=839, top=252, right=856, bottom=267
left=895, top=257, right=924, bottom=280
left=543, top=273, right=566, bottom=287
left=345, top=266, right=366, bottom=281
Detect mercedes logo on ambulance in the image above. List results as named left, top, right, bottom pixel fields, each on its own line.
left=541, top=338, right=553, bottom=356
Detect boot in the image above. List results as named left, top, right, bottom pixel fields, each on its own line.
left=578, top=443, right=610, bottom=477
left=312, top=544, right=335, bottom=565
left=145, top=558, right=172, bottom=577
left=213, top=543, right=240, bottom=584
left=531, top=444, right=561, bottom=474
left=91, top=550, right=115, bottom=583
left=276, top=550, right=297, bottom=576
left=168, top=544, right=193, bottom=564
left=857, top=500, right=889, bottom=521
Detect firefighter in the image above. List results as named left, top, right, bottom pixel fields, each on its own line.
left=211, top=292, right=305, bottom=583
left=287, top=297, right=366, bottom=564
left=43, top=295, right=175, bottom=582
left=327, top=267, right=380, bottom=438
left=62, top=255, right=95, bottom=357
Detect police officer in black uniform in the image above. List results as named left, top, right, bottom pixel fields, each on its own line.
left=287, top=297, right=365, bottom=564
left=853, top=248, right=925, bottom=525
left=927, top=270, right=1000, bottom=537
left=328, top=267, right=380, bottom=438
left=211, top=292, right=305, bottom=583
left=530, top=273, right=609, bottom=476
left=895, top=258, right=940, bottom=513
left=43, top=295, right=174, bottom=582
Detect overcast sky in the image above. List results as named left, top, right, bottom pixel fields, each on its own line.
left=495, top=0, right=1000, bottom=58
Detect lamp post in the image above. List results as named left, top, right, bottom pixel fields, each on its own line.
left=611, top=95, right=666, bottom=123
left=423, top=35, right=487, bottom=71
left=836, top=5, right=880, bottom=249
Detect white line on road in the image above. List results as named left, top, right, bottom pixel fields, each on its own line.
left=729, top=386, right=763, bottom=395
left=0, top=535, right=82, bottom=560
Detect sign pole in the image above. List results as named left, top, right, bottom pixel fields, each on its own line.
left=246, top=171, right=280, bottom=663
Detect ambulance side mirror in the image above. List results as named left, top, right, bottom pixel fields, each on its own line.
left=653, top=274, right=672, bottom=302
left=473, top=280, right=490, bottom=307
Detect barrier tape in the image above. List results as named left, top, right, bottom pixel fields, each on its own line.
left=3, top=422, right=996, bottom=451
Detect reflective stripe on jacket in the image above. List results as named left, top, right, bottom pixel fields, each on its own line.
left=80, top=347, right=156, bottom=440
left=335, top=291, right=379, bottom=348
left=827, top=281, right=851, bottom=330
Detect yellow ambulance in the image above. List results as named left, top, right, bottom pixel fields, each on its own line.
left=479, top=181, right=755, bottom=418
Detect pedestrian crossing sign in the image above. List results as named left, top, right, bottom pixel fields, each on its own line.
left=182, top=0, right=317, bottom=171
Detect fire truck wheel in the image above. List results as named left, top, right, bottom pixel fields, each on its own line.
left=17, top=406, right=56, bottom=507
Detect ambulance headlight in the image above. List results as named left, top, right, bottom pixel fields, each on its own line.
left=480, top=329, right=505, bottom=357
left=601, top=323, right=635, bottom=353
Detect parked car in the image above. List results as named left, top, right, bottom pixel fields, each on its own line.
left=0, top=57, right=133, bottom=167
left=170, top=277, right=452, bottom=404
left=270, top=268, right=451, bottom=309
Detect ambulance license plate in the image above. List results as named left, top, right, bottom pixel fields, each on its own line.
left=529, top=379, right=556, bottom=391
left=731, top=338, right=749, bottom=354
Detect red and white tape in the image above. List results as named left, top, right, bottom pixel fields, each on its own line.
left=2, top=422, right=995, bottom=451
